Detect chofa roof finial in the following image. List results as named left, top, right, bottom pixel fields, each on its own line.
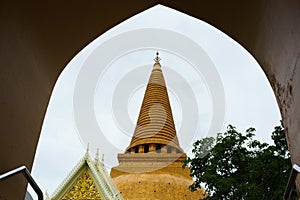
left=84, top=143, right=90, bottom=159
left=95, top=148, right=100, bottom=162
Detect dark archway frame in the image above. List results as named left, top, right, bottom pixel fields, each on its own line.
left=0, top=1, right=299, bottom=199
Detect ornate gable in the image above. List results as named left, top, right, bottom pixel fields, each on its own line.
left=48, top=151, right=123, bottom=200
left=62, top=169, right=102, bottom=200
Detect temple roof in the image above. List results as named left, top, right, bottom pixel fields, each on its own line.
left=47, top=150, right=123, bottom=200
left=126, top=53, right=183, bottom=153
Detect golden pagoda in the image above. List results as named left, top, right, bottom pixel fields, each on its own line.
left=110, top=53, right=205, bottom=199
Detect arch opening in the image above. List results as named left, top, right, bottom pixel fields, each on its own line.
left=29, top=4, right=282, bottom=196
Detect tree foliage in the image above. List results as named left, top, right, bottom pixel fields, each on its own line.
left=183, top=122, right=297, bottom=199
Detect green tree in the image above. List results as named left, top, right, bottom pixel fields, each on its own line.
left=183, top=123, right=297, bottom=199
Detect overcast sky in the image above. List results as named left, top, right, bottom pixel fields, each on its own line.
left=28, top=5, right=281, bottom=199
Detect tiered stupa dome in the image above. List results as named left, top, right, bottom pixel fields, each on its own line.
left=110, top=53, right=205, bottom=199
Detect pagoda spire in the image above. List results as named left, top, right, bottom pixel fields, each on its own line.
left=126, top=53, right=183, bottom=153
left=154, top=51, right=161, bottom=62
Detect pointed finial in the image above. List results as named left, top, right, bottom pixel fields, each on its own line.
left=95, top=148, right=100, bottom=162
left=86, top=143, right=90, bottom=152
left=154, top=52, right=161, bottom=63
left=101, top=154, right=104, bottom=163
left=84, top=143, right=90, bottom=159
left=45, top=190, right=50, bottom=199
